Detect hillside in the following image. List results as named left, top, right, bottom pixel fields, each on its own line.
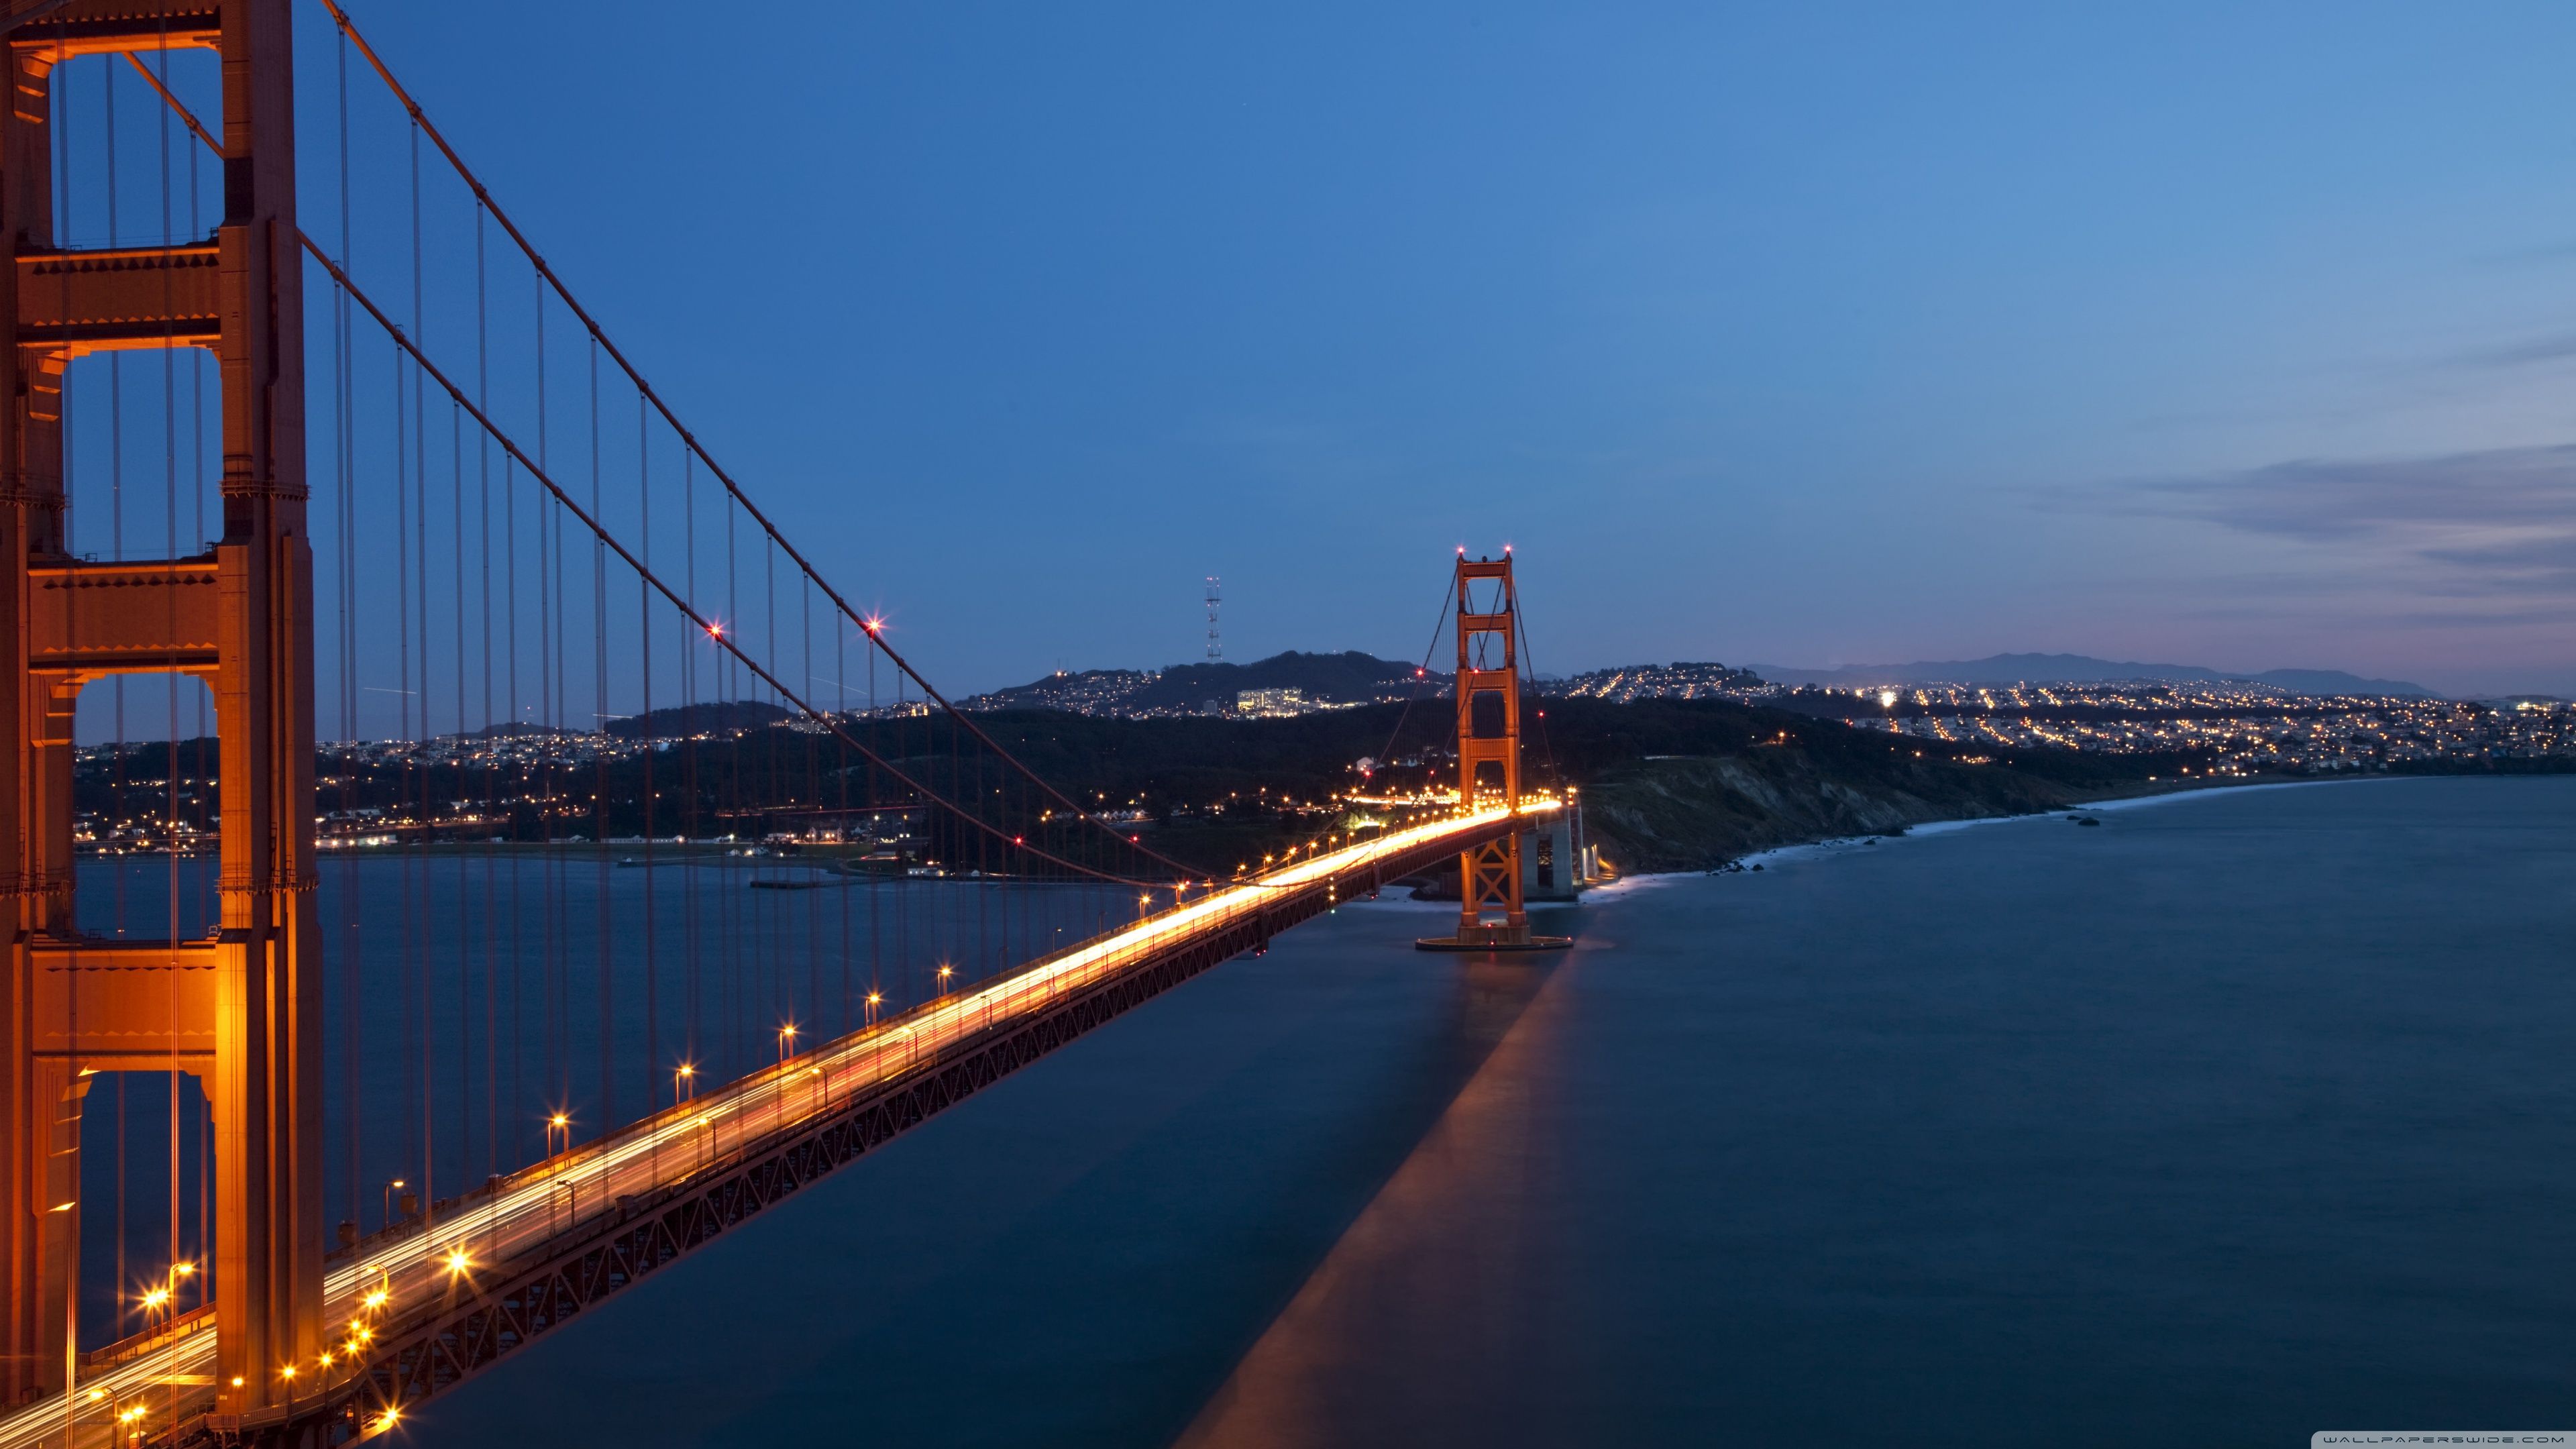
left=969, top=650, right=1435, bottom=716
left=945, top=695, right=2178, bottom=872
left=80, top=695, right=2188, bottom=878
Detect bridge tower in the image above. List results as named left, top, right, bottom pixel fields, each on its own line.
left=0, top=0, right=319, bottom=1420
left=1417, top=549, right=1566, bottom=953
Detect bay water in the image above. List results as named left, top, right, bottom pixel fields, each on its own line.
left=367, top=776, right=2576, bottom=1446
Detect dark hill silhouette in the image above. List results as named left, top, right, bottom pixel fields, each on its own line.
left=976, top=650, right=1439, bottom=714
left=602, top=700, right=792, bottom=739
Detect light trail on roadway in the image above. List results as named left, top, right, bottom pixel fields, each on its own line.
left=0, top=802, right=1544, bottom=1448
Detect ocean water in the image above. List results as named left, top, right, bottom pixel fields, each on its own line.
left=402, top=775, right=2576, bottom=1448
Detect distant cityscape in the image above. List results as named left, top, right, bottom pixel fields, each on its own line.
left=67, top=652, right=2574, bottom=858
left=1559, top=663, right=2573, bottom=771
left=957, top=655, right=2576, bottom=773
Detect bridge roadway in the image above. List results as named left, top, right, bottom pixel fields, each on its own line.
left=0, top=802, right=1540, bottom=1446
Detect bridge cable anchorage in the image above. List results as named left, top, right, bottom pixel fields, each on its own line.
left=305, top=0, right=1203, bottom=885
left=295, top=235, right=1180, bottom=891
left=123, top=57, right=1182, bottom=894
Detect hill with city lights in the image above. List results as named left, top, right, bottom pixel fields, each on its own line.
left=67, top=663, right=2571, bottom=875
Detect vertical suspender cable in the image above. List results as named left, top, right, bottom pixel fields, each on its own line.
left=590, top=338, right=609, bottom=1135
left=411, top=116, right=434, bottom=1236
left=475, top=205, right=496, bottom=1188
left=639, top=396, right=657, bottom=1118
left=333, top=6, right=361, bottom=1246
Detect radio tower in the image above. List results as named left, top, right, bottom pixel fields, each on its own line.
left=1205, top=576, right=1223, bottom=660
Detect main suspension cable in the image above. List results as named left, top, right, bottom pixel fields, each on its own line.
left=302, top=237, right=1182, bottom=890
left=307, top=0, right=1201, bottom=881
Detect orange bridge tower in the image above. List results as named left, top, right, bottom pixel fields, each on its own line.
left=0, top=0, right=321, bottom=1421
left=1417, top=549, right=1568, bottom=953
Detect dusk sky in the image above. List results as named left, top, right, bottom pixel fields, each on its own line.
left=346, top=2, right=2576, bottom=698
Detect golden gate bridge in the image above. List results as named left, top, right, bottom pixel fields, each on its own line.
left=0, top=3, right=1559, bottom=1443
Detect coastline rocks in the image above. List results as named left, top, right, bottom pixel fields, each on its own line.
left=1580, top=751, right=2070, bottom=873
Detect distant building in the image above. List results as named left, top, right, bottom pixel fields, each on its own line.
left=1235, top=687, right=1307, bottom=718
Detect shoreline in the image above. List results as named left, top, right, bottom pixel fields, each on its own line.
left=1644, top=772, right=2408, bottom=881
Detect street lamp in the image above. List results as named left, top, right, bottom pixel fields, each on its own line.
left=864, top=991, right=882, bottom=1026
left=675, top=1063, right=696, bottom=1102
left=382, top=1178, right=407, bottom=1230
left=935, top=964, right=954, bottom=994
left=777, top=1023, right=798, bottom=1062
left=545, top=1114, right=571, bottom=1159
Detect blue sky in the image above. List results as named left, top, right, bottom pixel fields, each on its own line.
left=327, top=1, right=2576, bottom=696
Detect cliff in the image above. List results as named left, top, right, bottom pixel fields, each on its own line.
left=1577, top=750, right=2074, bottom=873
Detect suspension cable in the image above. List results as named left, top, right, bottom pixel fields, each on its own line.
left=307, top=0, right=1199, bottom=881
left=301, top=236, right=1183, bottom=890
left=131, top=36, right=1291, bottom=894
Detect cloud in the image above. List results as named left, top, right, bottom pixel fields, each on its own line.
left=2135, top=443, right=2576, bottom=537
left=2457, top=331, right=2576, bottom=369
left=2116, top=443, right=2576, bottom=606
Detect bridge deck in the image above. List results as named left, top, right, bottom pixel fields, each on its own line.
left=0, top=805, right=1539, bottom=1448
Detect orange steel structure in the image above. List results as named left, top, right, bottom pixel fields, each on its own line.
left=1432, top=551, right=1537, bottom=947
left=0, top=0, right=319, bottom=1424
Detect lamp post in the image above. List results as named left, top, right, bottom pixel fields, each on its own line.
left=674, top=1063, right=696, bottom=1104
left=865, top=991, right=881, bottom=1027
left=382, top=1179, right=407, bottom=1232
left=776, top=1023, right=798, bottom=1063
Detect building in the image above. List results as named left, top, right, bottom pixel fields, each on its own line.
left=1235, top=687, right=1307, bottom=718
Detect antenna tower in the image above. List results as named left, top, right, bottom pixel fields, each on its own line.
left=1205, top=576, right=1222, bottom=660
